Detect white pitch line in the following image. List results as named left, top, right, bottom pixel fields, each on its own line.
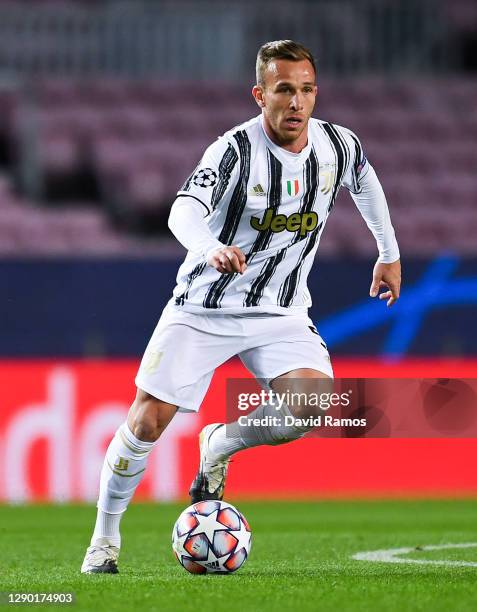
left=352, top=542, right=477, bottom=567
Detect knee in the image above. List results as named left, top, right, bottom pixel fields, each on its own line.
left=127, top=389, right=177, bottom=442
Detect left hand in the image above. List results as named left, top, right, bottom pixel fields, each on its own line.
left=369, top=259, right=401, bottom=307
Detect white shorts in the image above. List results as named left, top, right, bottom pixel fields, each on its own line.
left=135, top=305, right=333, bottom=412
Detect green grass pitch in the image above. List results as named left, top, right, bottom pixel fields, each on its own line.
left=1, top=500, right=476, bottom=611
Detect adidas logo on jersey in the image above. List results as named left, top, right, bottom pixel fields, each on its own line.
left=249, top=183, right=266, bottom=196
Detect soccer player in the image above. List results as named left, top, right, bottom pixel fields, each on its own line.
left=81, top=40, right=400, bottom=573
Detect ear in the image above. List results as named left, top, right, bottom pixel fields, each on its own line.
left=252, top=85, right=265, bottom=108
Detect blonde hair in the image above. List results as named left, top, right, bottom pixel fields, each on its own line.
left=256, top=40, right=316, bottom=86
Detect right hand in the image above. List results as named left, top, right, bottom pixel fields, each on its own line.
left=207, top=246, right=247, bottom=275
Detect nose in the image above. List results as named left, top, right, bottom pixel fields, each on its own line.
left=290, top=92, right=304, bottom=111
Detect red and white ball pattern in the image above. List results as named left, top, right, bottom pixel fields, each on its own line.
left=172, top=500, right=252, bottom=574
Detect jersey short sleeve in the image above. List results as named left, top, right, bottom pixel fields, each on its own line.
left=338, top=126, right=370, bottom=195
left=177, top=136, right=240, bottom=216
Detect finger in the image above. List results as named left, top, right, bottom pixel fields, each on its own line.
left=387, top=281, right=400, bottom=300
left=234, top=248, right=246, bottom=265
left=222, top=249, right=239, bottom=269
left=212, top=252, right=229, bottom=273
left=217, top=261, right=228, bottom=274
left=240, top=261, right=248, bottom=274
left=386, top=284, right=400, bottom=306
left=370, top=279, right=380, bottom=297
left=226, top=252, right=242, bottom=273
left=379, top=291, right=392, bottom=300
left=218, top=255, right=233, bottom=273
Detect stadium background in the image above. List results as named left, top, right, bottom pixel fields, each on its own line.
left=1, top=0, right=476, bottom=503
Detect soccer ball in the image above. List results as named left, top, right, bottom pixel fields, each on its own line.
left=172, top=500, right=252, bottom=574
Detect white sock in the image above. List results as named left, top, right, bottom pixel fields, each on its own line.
left=209, top=402, right=309, bottom=460
left=91, top=511, right=123, bottom=548
left=91, top=422, right=156, bottom=547
left=208, top=422, right=246, bottom=458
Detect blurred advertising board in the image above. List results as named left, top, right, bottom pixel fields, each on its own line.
left=1, top=359, right=476, bottom=502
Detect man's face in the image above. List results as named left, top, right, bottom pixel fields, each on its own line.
left=252, top=59, right=317, bottom=150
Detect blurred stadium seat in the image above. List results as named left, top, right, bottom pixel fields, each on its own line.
left=2, top=76, right=476, bottom=255
left=0, top=0, right=475, bottom=257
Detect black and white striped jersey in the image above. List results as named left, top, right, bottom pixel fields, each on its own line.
left=171, top=114, right=398, bottom=315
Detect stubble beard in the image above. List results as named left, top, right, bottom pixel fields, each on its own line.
left=277, top=119, right=308, bottom=147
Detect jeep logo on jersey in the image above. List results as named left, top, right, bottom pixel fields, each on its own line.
left=192, top=168, right=217, bottom=188
left=286, top=179, right=300, bottom=196
left=250, top=208, right=318, bottom=236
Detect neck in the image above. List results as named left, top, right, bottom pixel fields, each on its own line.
left=262, top=117, right=308, bottom=154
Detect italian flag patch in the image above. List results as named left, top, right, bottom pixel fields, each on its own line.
left=286, top=179, right=299, bottom=196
